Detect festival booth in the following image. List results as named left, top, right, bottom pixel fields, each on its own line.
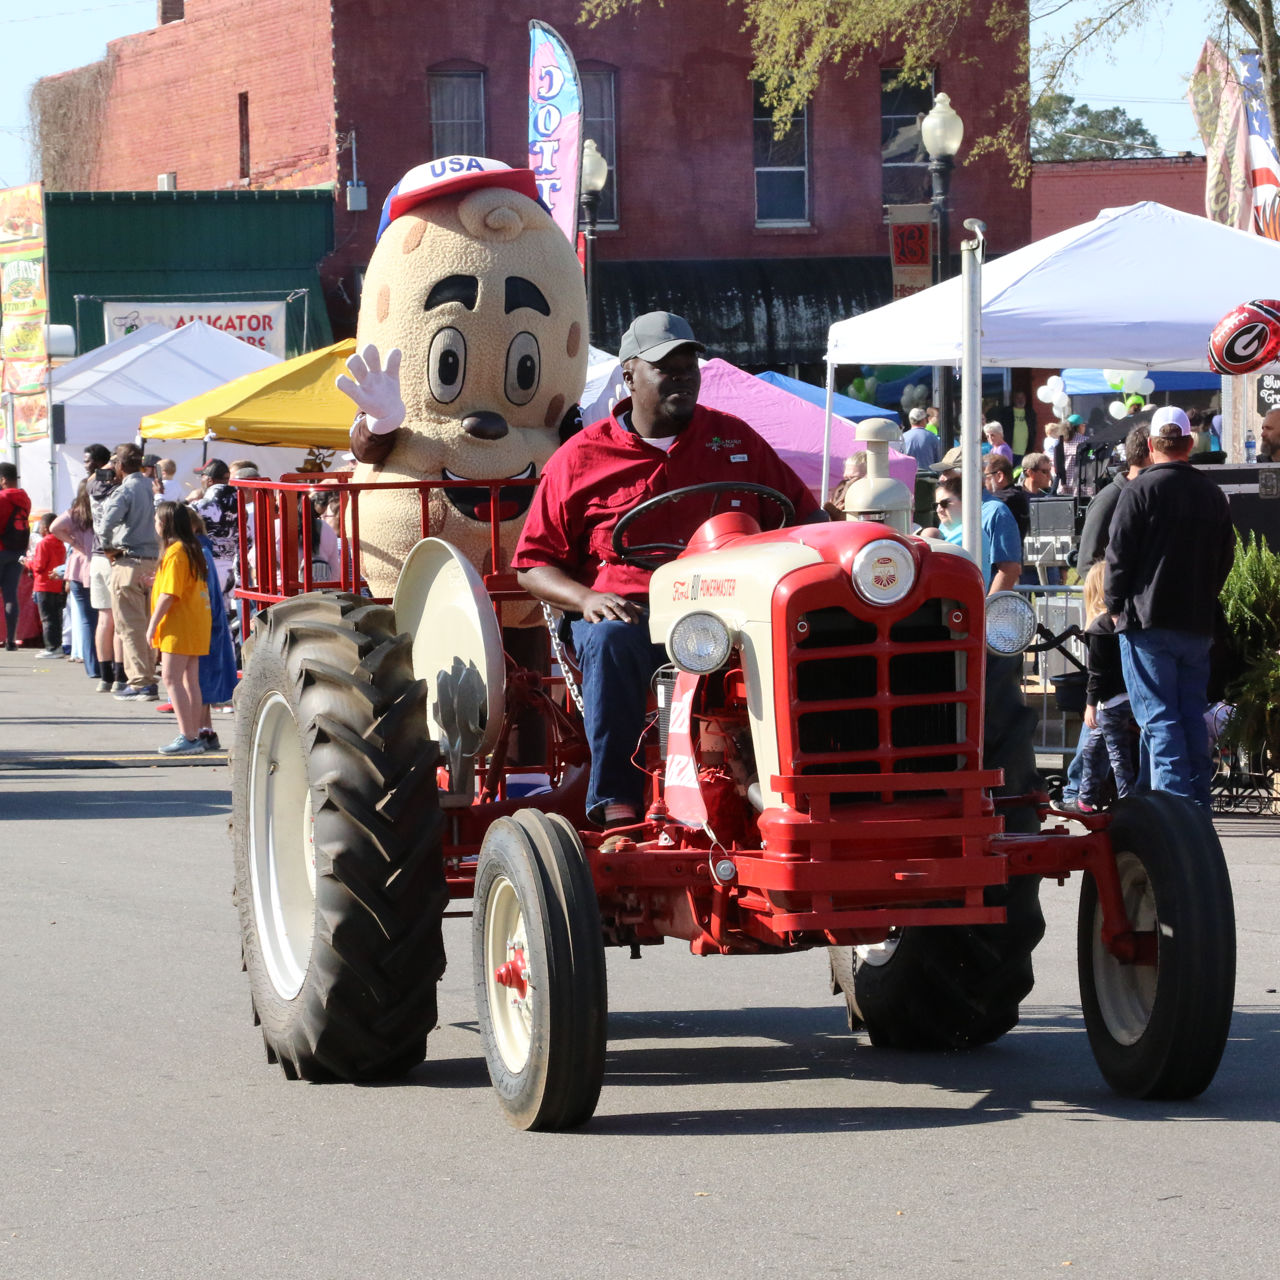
left=826, top=201, right=1280, bottom=373
left=697, top=358, right=915, bottom=494
left=825, top=201, right=1280, bottom=468
left=34, top=321, right=279, bottom=514
left=754, top=370, right=897, bottom=424
left=140, top=339, right=358, bottom=456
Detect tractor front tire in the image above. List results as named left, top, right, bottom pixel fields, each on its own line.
left=1078, top=793, right=1235, bottom=1099
left=828, top=653, right=1046, bottom=1050
left=231, top=592, right=447, bottom=1081
left=473, top=811, right=607, bottom=1130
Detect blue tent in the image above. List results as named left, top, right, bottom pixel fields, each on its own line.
left=756, top=370, right=898, bottom=423
left=1060, top=368, right=1220, bottom=395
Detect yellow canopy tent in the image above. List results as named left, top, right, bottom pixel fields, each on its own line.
left=140, top=339, right=357, bottom=449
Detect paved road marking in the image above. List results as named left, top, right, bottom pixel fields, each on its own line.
left=0, top=751, right=229, bottom=770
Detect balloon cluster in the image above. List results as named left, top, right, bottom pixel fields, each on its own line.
left=1207, top=299, right=1280, bottom=374
left=1102, top=368, right=1155, bottom=420
left=899, top=381, right=930, bottom=415
left=847, top=373, right=879, bottom=403
left=1035, top=375, right=1071, bottom=420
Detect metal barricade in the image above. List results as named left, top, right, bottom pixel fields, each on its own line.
left=1017, top=582, right=1086, bottom=765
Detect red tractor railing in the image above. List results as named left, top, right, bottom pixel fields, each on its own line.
left=231, top=472, right=538, bottom=615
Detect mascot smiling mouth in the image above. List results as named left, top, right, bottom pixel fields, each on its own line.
left=442, top=463, right=538, bottom=522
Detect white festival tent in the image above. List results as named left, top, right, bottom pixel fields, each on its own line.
left=826, top=201, right=1280, bottom=371
left=29, top=321, right=286, bottom=515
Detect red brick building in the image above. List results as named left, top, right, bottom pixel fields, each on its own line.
left=37, top=0, right=1033, bottom=363
left=1031, top=155, right=1208, bottom=239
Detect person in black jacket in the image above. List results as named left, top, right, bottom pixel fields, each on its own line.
left=1103, top=406, right=1234, bottom=810
left=983, top=453, right=1029, bottom=541
left=1076, top=563, right=1138, bottom=812
left=1076, top=421, right=1150, bottom=571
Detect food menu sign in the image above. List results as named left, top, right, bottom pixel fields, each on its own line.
left=0, top=183, right=50, bottom=442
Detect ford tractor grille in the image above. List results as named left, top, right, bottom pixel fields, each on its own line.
left=778, top=585, right=985, bottom=809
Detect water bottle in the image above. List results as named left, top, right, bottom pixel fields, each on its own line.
left=1245, top=431, right=1257, bottom=464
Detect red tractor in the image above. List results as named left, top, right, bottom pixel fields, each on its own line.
left=230, top=472, right=1236, bottom=1130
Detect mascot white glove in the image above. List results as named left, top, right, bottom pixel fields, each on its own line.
left=336, top=344, right=406, bottom=436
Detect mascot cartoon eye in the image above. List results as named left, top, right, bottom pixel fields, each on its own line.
left=428, top=327, right=468, bottom=404
left=504, top=332, right=541, bottom=406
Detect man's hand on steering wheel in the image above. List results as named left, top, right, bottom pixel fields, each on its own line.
left=611, top=481, right=796, bottom=569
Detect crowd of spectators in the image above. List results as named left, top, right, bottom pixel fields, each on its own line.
left=0, top=444, right=343, bottom=756
left=872, top=393, right=1233, bottom=813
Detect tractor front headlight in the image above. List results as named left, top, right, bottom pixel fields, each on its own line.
left=668, top=612, right=733, bottom=673
left=985, top=591, right=1037, bottom=655
left=851, top=538, right=915, bottom=607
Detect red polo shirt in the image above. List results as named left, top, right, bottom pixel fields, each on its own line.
left=512, top=398, right=819, bottom=598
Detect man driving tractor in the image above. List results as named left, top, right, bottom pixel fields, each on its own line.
left=513, top=311, right=822, bottom=830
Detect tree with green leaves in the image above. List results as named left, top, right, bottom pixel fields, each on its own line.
left=1030, top=93, right=1160, bottom=161
left=581, top=0, right=1280, bottom=183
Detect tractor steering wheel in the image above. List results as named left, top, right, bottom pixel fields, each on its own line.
left=611, top=481, right=796, bottom=569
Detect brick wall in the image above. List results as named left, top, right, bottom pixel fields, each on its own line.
left=1031, top=155, right=1208, bottom=239
left=329, top=0, right=1031, bottom=284
left=38, top=0, right=1032, bottom=337
left=73, top=0, right=335, bottom=193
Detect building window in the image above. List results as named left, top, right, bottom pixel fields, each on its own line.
left=428, top=70, right=486, bottom=158
left=753, top=84, right=808, bottom=224
left=581, top=68, right=618, bottom=225
left=881, top=69, right=933, bottom=205
left=238, top=92, right=250, bottom=180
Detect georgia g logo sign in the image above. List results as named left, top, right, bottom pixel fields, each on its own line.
left=1208, top=299, right=1280, bottom=374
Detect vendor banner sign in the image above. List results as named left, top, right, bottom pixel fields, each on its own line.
left=1189, top=40, right=1250, bottom=232
left=886, top=204, right=933, bottom=300
left=528, top=20, right=583, bottom=247
left=103, top=300, right=287, bottom=357
left=0, top=183, right=50, bottom=441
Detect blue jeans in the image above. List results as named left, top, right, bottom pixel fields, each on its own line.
left=1061, top=719, right=1088, bottom=803
left=1078, top=701, right=1138, bottom=806
left=570, top=617, right=666, bottom=823
left=1119, top=628, right=1214, bottom=810
left=67, top=580, right=100, bottom=678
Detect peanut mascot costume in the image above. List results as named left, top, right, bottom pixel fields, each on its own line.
left=337, top=156, right=588, bottom=620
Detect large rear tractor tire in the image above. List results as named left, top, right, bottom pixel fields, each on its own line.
left=828, top=653, right=1046, bottom=1049
left=1078, top=793, right=1235, bottom=1099
left=231, top=592, right=446, bottom=1081
left=473, top=811, right=607, bottom=1130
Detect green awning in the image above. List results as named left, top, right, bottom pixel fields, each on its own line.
left=44, top=189, right=336, bottom=356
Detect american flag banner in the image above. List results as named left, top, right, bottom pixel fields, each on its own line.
left=1238, top=51, right=1280, bottom=240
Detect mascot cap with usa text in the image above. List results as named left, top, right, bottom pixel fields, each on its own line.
left=376, top=157, right=542, bottom=242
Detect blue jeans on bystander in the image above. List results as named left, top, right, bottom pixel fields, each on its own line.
left=1078, top=700, right=1139, bottom=807
left=1118, top=627, right=1214, bottom=811
left=570, top=616, right=667, bottom=824
left=67, top=580, right=99, bottom=678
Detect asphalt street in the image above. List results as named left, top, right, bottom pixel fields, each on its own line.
left=2, top=648, right=1278, bottom=1280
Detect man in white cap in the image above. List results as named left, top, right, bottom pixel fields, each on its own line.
left=1103, top=405, right=1234, bottom=809
left=899, top=406, right=941, bottom=468
left=514, top=310, right=820, bottom=829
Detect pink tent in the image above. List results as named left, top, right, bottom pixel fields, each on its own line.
left=696, top=359, right=917, bottom=496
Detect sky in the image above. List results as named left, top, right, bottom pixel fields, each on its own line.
left=0, top=0, right=1223, bottom=191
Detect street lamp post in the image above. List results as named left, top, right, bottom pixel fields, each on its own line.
left=579, top=138, right=609, bottom=348
left=921, top=93, right=964, bottom=447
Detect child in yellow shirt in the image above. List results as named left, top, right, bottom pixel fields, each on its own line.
left=145, top=501, right=212, bottom=755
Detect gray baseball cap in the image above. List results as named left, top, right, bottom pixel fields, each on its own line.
left=617, top=311, right=706, bottom=363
